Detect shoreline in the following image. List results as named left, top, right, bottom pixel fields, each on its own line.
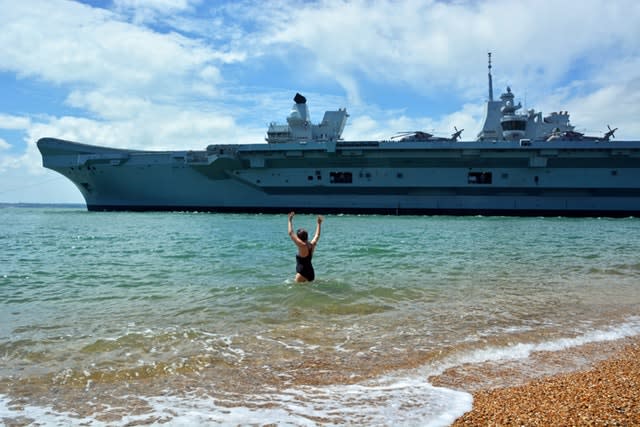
left=451, top=336, right=640, bottom=425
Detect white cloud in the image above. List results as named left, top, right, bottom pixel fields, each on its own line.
left=0, top=137, right=10, bottom=150
left=244, top=0, right=640, bottom=102
left=565, top=82, right=640, bottom=139
left=343, top=115, right=383, bottom=141
left=0, top=167, right=82, bottom=203
left=0, top=114, right=31, bottom=130
left=0, top=0, right=231, bottom=98
left=25, top=107, right=238, bottom=152
left=342, top=101, right=484, bottom=142
left=113, top=0, right=200, bottom=25
left=65, top=90, right=153, bottom=120
left=114, top=0, right=196, bottom=12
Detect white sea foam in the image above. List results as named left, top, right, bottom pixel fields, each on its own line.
left=256, top=334, right=314, bottom=354
left=139, top=381, right=471, bottom=426
left=434, top=316, right=640, bottom=375
left=0, top=375, right=472, bottom=426
left=0, top=395, right=99, bottom=426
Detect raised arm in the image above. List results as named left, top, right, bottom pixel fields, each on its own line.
left=310, top=215, right=323, bottom=246
left=288, top=211, right=305, bottom=247
left=287, top=211, right=295, bottom=236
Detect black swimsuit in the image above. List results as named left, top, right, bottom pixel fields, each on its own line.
left=295, top=245, right=315, bottom=281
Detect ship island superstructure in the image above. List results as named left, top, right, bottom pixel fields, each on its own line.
left=38, top=55, right=640, bottom=216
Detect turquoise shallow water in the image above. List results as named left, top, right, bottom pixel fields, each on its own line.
left=1, top=207, right=640, bottom=425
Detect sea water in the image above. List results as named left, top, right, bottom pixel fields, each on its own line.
left=1, top=206, right=640, bottom=426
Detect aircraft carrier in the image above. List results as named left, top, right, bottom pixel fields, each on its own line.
left=38, top=55, right=640, bottom=216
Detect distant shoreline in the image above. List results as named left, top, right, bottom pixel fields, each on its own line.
left=0, top=202, right=86, bottom=209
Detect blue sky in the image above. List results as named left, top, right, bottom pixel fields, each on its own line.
left=1, top=0, right=639, bottom=203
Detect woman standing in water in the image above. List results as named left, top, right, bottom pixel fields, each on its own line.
left=287, top=212, right=323, bottom=282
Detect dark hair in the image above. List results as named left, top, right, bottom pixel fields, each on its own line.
left=296, top=228, right=308, bottom=242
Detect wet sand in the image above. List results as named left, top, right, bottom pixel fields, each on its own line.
left=451, top=337, right=640, bottom=426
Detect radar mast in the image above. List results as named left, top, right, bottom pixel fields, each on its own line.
left=488, top=52, right=494, bottom=102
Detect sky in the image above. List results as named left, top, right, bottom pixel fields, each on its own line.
left=1, top=0, right=639, bottom=203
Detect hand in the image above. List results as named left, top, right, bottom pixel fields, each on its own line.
left=288, top=211, right=295, bottom=220
left=317, top=215, right=324, bottom=224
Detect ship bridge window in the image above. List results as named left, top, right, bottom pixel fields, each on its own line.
left=468, top=171, right=492, bottom=184
left=501, top=120, right=526, bottom=131
left=330, top=171, right=352, bottom=184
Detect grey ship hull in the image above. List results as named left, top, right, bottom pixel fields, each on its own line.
left=37, top=137, right=640, bottom=217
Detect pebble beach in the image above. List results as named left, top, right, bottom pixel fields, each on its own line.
left=452, top=337, right=640, bottom=426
